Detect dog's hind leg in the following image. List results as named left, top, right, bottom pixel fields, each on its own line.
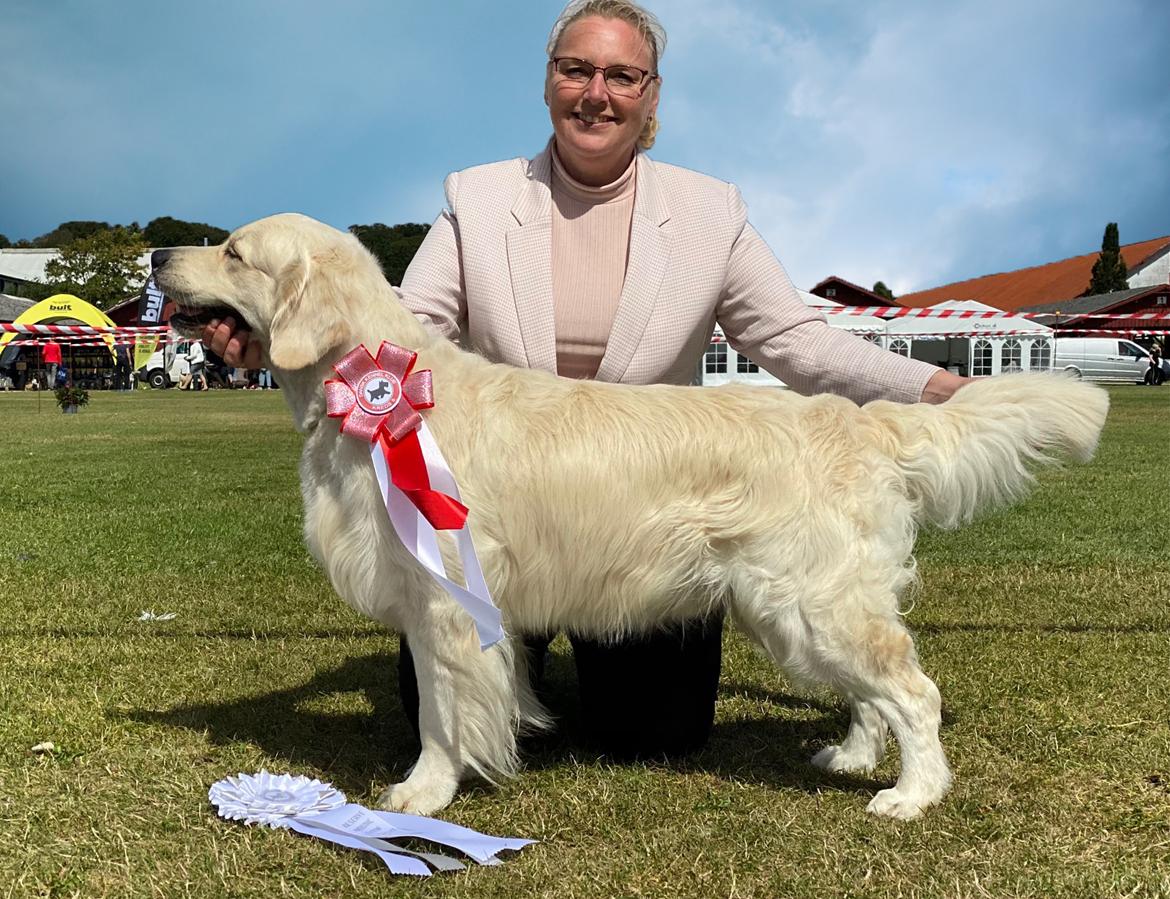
left=817, top=608, right=951, bottom=820
left=811, top=697, right=888, bottom=774
left=733, top=587, right=950, bottom=819
left=857, top=661, right=950, bottom=820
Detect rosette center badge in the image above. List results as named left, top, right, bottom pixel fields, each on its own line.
left=355, top=371, right=402, bottom=415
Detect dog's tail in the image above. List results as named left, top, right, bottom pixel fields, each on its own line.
left=865, top=372, right=1109, bottom=529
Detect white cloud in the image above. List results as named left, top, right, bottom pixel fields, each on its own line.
left=654, top=0, right=1170, bottom=291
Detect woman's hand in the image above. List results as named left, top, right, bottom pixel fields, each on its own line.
left=921, top=369, right=973, bottom=404
left=202, top=316, right=263, bottom=368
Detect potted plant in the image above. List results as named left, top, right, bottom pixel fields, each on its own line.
left=54, top=384, right=90, bottom=414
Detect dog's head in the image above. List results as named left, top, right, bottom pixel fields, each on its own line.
left=152, top=213, right=371, bottom=371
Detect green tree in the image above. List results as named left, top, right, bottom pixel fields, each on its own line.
left=143, top=216, right=229, bottom=247
left=0, top=234, right=10, bottom=249
left=1087, top=223, right=1129, bottom=295
left=32, top=220, right=113, bottom=248
left=42, top=228, right=148, bottom=310
left=349, top=222, right=430, bottom=285
left=872, top=281, right=896, bottom=301
left=14, top=281, right=57, bottom=302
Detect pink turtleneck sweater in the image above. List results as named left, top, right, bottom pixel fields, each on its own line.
left=550, top=147, right=637, bottom=380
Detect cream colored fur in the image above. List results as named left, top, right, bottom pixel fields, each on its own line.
left=155, top=213, right=1110, bottom=820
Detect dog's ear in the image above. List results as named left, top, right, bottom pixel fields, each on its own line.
left=267, top=255, right=348, bottom=370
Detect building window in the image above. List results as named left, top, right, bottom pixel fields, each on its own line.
left=1001, top=338, right=1022, bottom=372
left=825, top=288, right=837, bottom=297
left=972, top=339, right=992, bottom=376
left=736, top=355, right=759, bottom=373
left=704, top=342, right=727, bottom=373
left=1156, top=295, right=1167, bottom=305
left=889, top=338, right=911, bottom=357
left=1029, top=338, right=1051, bottom=370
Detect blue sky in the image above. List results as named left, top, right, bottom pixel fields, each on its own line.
left=2, top=0, right=1167, bottom=293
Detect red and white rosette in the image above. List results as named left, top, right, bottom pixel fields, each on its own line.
left=325, top=342, right=503, bottom=649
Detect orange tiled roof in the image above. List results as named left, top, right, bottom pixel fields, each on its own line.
left=898, top=235, right=1170, bottom=311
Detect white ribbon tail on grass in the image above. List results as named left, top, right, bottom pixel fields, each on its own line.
left=209, top=771, right=534, bottom=878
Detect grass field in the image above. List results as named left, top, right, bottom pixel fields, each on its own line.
left=1, top=386, right=1167, bottom=898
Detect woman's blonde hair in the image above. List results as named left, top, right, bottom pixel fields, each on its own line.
left=546, top=0, right=666, bottom=150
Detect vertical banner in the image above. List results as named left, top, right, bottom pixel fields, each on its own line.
left=138, top=275, right=165, bottom=325
left=135, top=275, right=166, bottom=372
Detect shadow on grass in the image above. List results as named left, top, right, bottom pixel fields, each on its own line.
left=129, top=652, right=417, bottom=797
left=129, top=648, right=888, bottom=800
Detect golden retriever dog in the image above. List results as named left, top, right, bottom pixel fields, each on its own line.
left=153, top=214, right=1109, bottom=820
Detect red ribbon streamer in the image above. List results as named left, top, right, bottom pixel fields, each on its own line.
left=379, top=431, right=468, bottom=530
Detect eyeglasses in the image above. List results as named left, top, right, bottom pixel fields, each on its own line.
left=549, top=57, right=658, bottom=98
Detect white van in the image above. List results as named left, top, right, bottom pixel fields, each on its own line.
left=141, top=341, right=191, bottom=389
left=1052, top=337, right=1151, bottom=383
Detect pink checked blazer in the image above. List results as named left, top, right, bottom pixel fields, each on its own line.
left=400, top=142, right=938, bottom=404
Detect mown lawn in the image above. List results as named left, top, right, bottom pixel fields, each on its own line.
left=0, top=386, right=1167, bottom=898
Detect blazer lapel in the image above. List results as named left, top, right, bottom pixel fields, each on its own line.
left=506, top=146, right=559, bottom=373
left=595, top=154, right=673, bottom=383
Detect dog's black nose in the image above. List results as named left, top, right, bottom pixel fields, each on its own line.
left=151, top=248, right=173, bottom=270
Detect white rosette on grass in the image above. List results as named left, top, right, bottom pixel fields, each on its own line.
left=208, top=770, right=534, bottom=878
left=209, top=770, right=345, bottom=828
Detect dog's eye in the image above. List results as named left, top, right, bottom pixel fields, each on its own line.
left=224, top=244, right=242, bottom=261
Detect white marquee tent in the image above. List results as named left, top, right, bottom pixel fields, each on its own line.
left=883, top=300, right=1054, bottom=377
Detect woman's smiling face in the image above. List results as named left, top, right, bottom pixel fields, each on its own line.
left=545, top=15, right=659, bottom=185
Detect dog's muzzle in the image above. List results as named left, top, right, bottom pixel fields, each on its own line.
left=149, top=249, right=251, bottom=333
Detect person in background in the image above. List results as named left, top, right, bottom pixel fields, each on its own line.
left=202, top=0, right=970, bottom=760
left=1146, top=343, right=1164, bottom=386
left=42, top=340, right=62, bottom=389
left=203, top=349, right=232, bottom=388
left=257, top=368, right=273, bottom=390
left=114, top=342, right=133, bottom=391
left=187, top=339, right=208, bottom=391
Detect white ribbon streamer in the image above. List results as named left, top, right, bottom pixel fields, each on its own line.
left=285, top=817, right=433, bottom=877
left=208, top=771, right=533, bottom=878
left=370, top=421, right=504, bottom=649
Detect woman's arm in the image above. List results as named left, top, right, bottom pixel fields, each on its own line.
left=398, top=172, right=468, bottom=340
left=920, top=368, right=973, bottom=403
left=715, top=184, right=955, bottom=405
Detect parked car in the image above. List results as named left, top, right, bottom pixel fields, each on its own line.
left=1052, top=337, right=1151, bottom=383
left=139, top=341, right=191, bottom=389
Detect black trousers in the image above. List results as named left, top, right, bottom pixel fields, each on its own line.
left=397, top=613, right=724, bottom=760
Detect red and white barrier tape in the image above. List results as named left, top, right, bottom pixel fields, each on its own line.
left=821, top=306, right=1022, bottom=319
left=0, top=323, right=171, bottom=335
left=1031, top=312, right=1170, bottom=320
left=711, top=327, right=1168, bottom=343
left=5, top=339, right=146, bottom=347
left=820, top=306, right=1170, bottom=321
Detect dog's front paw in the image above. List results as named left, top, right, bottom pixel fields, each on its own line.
left=376, top=773, right=458, bottom=816
left=866, top=787, right=928, bottom=820
left=811, top=743, right=880, bottom=774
